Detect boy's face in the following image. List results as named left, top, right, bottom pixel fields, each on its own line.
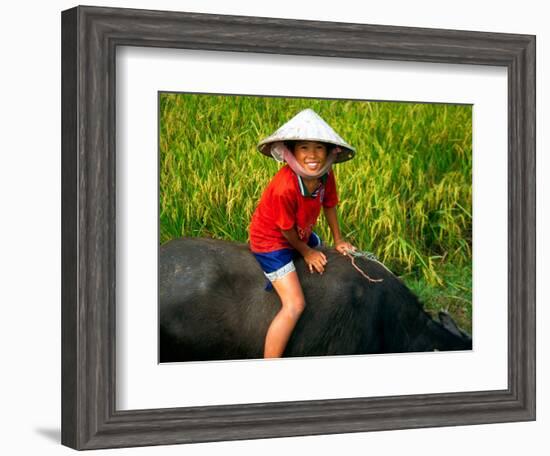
left=293, top=141, right=328, bottom=176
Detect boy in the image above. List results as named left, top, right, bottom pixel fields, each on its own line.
left=249, top=108, right=356, bottom=358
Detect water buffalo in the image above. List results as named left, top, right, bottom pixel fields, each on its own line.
left=159, top=237, right=472, bottom=362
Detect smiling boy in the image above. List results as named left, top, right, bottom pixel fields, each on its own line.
left=249, top=108, right=356, bottom=358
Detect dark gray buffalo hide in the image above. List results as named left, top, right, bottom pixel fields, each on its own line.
left=159, top=237, right=472, bottom=362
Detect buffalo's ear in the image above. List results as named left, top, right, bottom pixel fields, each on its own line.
left=438, top=311, right=463, bottom=338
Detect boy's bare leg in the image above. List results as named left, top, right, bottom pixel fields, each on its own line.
left=264, top=270, right=305, bottom=358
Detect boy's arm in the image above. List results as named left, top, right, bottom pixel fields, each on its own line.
left=323, top=206, right=343, bottom=245
left=281, top=227, right=310, bottom=257
left=281, top=227, right=327, bottom=274
left=323, top=206, right=355, bottom=255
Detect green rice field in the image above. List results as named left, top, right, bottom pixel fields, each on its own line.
left=159, top=93, right=472, bottom=332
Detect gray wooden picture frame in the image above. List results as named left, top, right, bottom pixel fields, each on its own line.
left=61, top=5, right=536, bottom=450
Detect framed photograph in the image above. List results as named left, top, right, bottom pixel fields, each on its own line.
left=61, top=5, right=535, bottom=450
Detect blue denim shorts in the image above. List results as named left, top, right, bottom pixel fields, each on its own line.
left=253, top=232, right=321, bottom=290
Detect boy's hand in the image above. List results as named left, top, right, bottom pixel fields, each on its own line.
left=335, top=240, right=356, bottom=256
left=304, top=248, right=327, bottom=274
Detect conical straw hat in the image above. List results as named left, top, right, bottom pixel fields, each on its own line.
left=257, top=108, right=355, bottom=163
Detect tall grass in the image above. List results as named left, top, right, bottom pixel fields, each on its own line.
left=159, top=93, right=472, bottom=329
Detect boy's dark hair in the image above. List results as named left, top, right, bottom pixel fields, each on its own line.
left=284, top=140, right=335, bottom=153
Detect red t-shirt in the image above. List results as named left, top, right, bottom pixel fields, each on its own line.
left=249, top=165, right=338, bottom=253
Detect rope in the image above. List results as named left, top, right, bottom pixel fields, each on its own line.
left=345, top=249, right=384, bottom=283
